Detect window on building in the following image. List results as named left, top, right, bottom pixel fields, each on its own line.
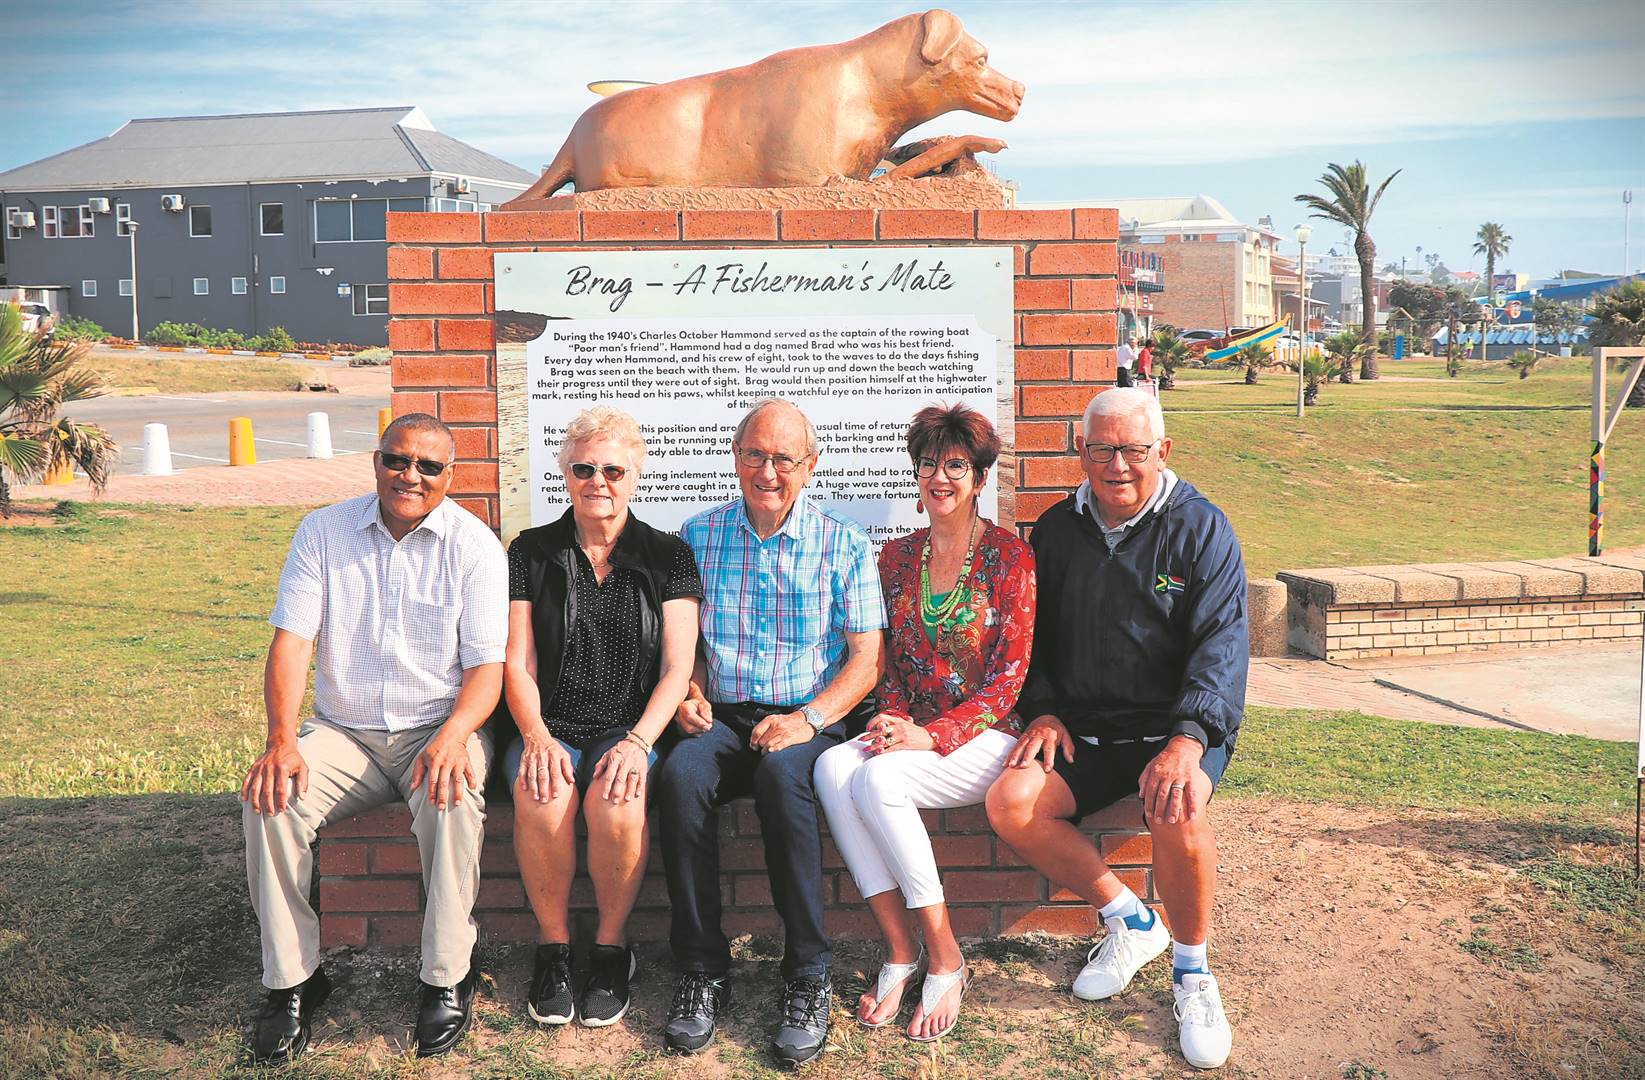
left=119, top=279, right=134, bottom=297
left=352, top=283, right=388, bottom=315
left=390, top=197, right=427, bottom=213
left=189, top=205, right=212, bottom=237
left=269, top=276, right=286, bottom=294
left=432, top=197, right=485, bottom=213
left=315, top=198, right=391, bottom=243
left=194, top=277, right=209, bottom=295
left=260, top=202, right=284, bottom=236
left=44, top=205, right=93, bottom=239
left=82, top=280, right=97, bottom=298
left=232, top=277, right=248, bottom=294
left=5, top=207, right=21, bottom=240
left=116, top=202, right=133, bottom=236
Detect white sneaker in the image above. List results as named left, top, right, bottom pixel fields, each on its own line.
left=1071, top=914, right=1169, bottom=1000
left=1173, top=972, right=1232, bottom=1069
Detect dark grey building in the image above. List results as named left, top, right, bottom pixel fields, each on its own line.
left=0, top=107, right=533, bottom=346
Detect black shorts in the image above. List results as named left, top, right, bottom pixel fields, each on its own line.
left=1051, top=735, right=1233, bottom=822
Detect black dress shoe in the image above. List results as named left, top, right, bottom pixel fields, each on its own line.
left=664, top=972, right=730, bottom=1053
left=772, top=975, right=832, bottom=1067
left=249, top=966, right=332, bottom=1064
left=415, top=968, right=478, bottom=1058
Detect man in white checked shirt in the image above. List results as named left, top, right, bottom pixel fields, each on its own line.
left=240, top=413, right=508, bottom=1064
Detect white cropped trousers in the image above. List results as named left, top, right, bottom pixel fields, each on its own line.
left=813, top=727, right=1015, bottom=910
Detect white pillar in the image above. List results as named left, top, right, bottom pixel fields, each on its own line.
left=142, top=422, right=174, bottom=475
left=306, top=412, right=333, bottom=459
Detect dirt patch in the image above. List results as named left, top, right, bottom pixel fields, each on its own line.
left=0, top=503, right=64, bottom=527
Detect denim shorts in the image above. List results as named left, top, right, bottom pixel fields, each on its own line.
left=503, top=727, right=659, bottom=797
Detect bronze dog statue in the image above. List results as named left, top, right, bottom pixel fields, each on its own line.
left=510, top=9, right=1023, bottom=200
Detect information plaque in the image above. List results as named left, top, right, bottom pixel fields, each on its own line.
left=494, top=247, right=1014, bottom=542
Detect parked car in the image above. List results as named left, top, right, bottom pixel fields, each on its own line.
left=1179, top=328, right=1223, bottom=342
left=15, top=302, right=56, bottom=335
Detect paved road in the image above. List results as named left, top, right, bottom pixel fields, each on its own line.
left=75, top=389, right=389, bottom=475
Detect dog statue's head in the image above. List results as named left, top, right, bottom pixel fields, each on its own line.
left=913, top=9, right=1024, bottom=122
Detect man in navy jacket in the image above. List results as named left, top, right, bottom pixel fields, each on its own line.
left=987, top=387, right=1246, bottom=1071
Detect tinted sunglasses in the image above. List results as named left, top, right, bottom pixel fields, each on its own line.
left=378, top=451, right=451, bottom=477
left=569, top=462, right=629, bottom=481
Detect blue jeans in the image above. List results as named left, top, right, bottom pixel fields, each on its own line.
left=503, top=728, right=659, bottom=797
left=653, top=701, right=866, bottom=980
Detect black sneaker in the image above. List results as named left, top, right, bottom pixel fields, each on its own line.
left=249, top=966, right=332, bottom=1064
left=772, top=975, right=832, bottom=1067
left=664, top=972, right=730, bottom=1053
left=528, top=943, right=575, bottom=1025
left=580, top=943, right=637, bottom=1027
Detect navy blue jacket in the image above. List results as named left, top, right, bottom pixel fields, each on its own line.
left=1018, top=478, right=1248, bottom=749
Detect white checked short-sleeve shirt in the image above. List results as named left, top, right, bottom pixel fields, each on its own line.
left=269, top=493, right=508, bottom=732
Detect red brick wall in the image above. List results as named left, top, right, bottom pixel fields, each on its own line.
left=319, top=797, right=1154, bottom=947
left=383, top=207, right=1119, bottom=535
left=1144, top=235, right=1241, bottom=332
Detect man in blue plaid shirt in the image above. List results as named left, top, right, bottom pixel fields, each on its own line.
left=655, top=398, right=885, bottom=1066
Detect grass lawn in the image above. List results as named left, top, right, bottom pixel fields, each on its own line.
left=1161, top=355, right=1645, bottom=575
left=2, top=504, right=1641, bottom=1077
left=85, top=349, right=310, bottom=394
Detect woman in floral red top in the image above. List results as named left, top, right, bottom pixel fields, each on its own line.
left=815, top=403, right=1035, bottom=1043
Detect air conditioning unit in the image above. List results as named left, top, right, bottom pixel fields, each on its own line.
left=161, top=194, right=185, bottom=212
left=88, top=197, right=111, bottom=214
left=450, top=178, right=471, bottom=195
left=14, top=211, right=36, bottom=229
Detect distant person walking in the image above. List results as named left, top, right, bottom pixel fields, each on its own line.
left=1136, top=337, right=1154, bottom=383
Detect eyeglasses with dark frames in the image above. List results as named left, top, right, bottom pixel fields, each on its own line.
left=568, top=462, right=629, bottom=482
left=736, top=447, right=807, bottom=474
left=914, top=457, right=974, bottom=480
left=1081, top=440, right=1159, bottom=464
left=377, top=451, right=452, bottom=477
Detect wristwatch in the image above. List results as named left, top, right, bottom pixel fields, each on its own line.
left=799, top=704, right=826, bottom=731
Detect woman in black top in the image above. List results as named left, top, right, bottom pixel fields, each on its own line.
left=503, top=406, right=702, bottom=1028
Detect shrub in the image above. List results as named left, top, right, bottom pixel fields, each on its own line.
left=1506, top=350, right=1541, bottom=380
left=250, top=326, right=296, bottom=353
left=349, top=347, right=392, bottom=366
left=52, top=316, right=107, bottom=343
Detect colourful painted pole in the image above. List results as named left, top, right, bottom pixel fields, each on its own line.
left=1592, top=440, right=1605, bottom=556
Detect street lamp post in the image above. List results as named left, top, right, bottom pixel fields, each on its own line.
left=127, top=220, right=140, bottom=342
left=1296, top=224, right=1312, bottom=417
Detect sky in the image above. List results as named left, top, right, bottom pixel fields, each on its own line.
left=4, top=0, right=1643, bottom=279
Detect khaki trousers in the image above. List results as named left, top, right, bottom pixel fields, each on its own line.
left=243, top=717, right=490, bottom=989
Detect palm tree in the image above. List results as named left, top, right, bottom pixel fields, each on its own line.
left=1323, top=330, right=1364, bottom=384
left=1587, top=280, right=1645, bottom=406
left=0, top=304, right=119, bottom=515
left=1148, top=327, right=1193, bottom=391
left=1296, top=160, right=1400, bottom=379
left=1473, top=223, right=1512, bottom=302
left=1236, top=343, right=1266, bottom=384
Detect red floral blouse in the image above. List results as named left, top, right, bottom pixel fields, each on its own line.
left=876, top=521, right=1036, bottom=755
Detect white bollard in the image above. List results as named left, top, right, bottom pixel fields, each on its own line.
left=306, top=411, right=333, bottom=459
left=142, top=422, right=174, bottom=476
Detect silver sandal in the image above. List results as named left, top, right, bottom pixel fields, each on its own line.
left=859, top=947, right=925, bottom=1029
left=908, top=962, right=972, bottom=1042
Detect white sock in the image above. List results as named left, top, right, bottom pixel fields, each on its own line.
left=1098, top=885, right=1148, bottom=929
left=1173, top=940, right=1208, bottom=981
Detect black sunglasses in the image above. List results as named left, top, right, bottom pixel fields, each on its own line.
left=569, top=462, right=629, bottom=481
left=378, top=451, right=451, bottom=477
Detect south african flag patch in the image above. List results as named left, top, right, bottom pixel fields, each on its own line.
left=1155, top=574, right=1186, bottom=594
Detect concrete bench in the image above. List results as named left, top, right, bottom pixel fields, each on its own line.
left=317, top=797, right=1152, bottom=950
left=1277, top=555, right=1645, bottom=661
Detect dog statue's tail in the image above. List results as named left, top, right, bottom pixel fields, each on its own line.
left=506, top=137, right=575, bottom=204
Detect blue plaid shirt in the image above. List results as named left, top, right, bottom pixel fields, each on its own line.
left=681, top=492, right=886, bottom=707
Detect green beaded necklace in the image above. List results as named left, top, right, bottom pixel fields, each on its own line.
left=920, top=516, right=980, bottom=626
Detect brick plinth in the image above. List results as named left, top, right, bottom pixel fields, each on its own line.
left=1279, top=556, right=1645, bottom=659
left=384, top=207, right=1119, bottom=532
left=318, top=797, right=1152, bottom=948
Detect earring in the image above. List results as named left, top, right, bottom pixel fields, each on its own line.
left=916, top=497, right=925, bottom=515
